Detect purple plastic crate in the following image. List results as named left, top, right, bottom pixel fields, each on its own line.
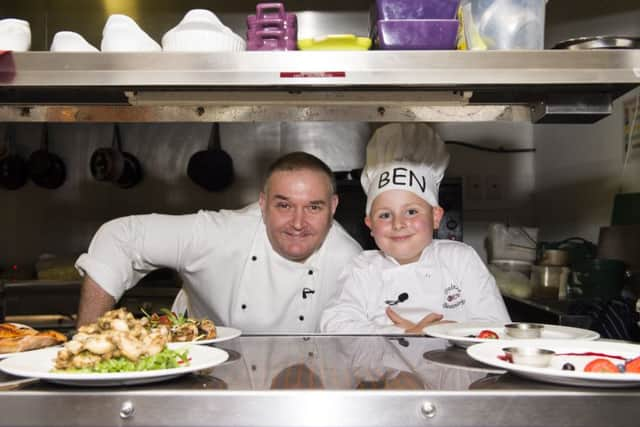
left=246, top=30, right=297, bottom=51
left=247, top=2, right=297, bottom=28
left=375, top=19, right=459, bottom=50
left=375, top=0, right=460, bottom=20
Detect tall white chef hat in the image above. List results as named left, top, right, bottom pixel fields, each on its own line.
left=361, top=123, right=450, bottom=214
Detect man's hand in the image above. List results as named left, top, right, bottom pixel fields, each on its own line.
left=386, top=307, right=449, bottom=334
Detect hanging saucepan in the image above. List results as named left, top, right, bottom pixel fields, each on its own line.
left=0, top=124, right=28, bottom=190
left=27, top=124, right=66, bottom=189
left=90, top=124, right=142, bottom=189
left=187, top=123, right=234, bottom=191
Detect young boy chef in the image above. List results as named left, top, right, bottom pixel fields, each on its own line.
left=321, top=123, right=510, bottom=334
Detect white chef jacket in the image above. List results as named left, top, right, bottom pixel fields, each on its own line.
left=320, top=239, right=510, bottom=334
left=75, top=203, right=361, bottom=333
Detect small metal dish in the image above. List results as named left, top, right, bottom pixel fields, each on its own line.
left=504, top=323, right=544, bottom=339
left=502, top=347, right=555, bottom=368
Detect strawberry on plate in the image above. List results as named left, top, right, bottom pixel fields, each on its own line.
left=477, top=329, right=499, bottom=339
left=625, top=357, right=640, bottom=373
left=584, top=358, right=619, bottom=373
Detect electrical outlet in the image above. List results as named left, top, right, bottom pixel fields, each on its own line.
left=465, top=175, right=484, bottom=201
left=485, top=175, right=502, bottom=200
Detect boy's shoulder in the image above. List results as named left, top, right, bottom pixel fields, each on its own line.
left=350, top=250, right=387, bottom=269
left=431, top=239, right=474, bottom=253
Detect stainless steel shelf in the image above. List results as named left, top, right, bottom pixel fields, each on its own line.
left=1, top=50, right=639, bottom=123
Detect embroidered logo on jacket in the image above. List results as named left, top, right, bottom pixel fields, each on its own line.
left=442, top=283, right=465, bottom=309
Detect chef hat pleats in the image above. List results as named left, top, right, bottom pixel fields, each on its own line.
left=361, top=123, right=450, bottom=214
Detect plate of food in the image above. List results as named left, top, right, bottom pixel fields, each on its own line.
left=0, top=322, right=68, bottom=359
left=0, top=343, right=228, bottom=386
left=143, top=309, right=241, bottom=344
left=423, top=321, right=599, bottom=348
left=466, top=339, right=640, bottom=388
left=0, top=308, right=228, bottom=386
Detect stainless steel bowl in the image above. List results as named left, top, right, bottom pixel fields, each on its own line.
left=502, top=346, right=555, bottom=368
left=504, top=323, right=544, bottom=339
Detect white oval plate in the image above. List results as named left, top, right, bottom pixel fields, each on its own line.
left=185, top=326, right=242, bottom=345
left=467, top=339, right=640, bottom=388
left=424, top=321, right=599, bottom=348
left=0, top=343, right=228, bottom=386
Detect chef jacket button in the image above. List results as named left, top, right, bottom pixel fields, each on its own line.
left=298, top=315, right=304, bottom=321
left=241, top=304, right=247, bottom=310
left=308, top=270, right=313, bottom=275
left=251, top=365, right=256, bottom=371
left=251, top=256, right=257, bottom=261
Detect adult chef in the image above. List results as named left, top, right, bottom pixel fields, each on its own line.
left=75, top=152, right=362, bottom=333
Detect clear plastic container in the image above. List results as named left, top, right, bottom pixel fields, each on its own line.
left=460, top=0, right=546, bottom=50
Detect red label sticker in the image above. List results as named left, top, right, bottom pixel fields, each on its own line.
left=280, top=71, right=346, bottom=78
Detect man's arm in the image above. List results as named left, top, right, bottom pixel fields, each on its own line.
left=76, top=275, right=116, bottom=327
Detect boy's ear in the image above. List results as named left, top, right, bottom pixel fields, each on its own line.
left=364, top=215, right=372, bottom=230
left=432, top=206, right=444, bottom=229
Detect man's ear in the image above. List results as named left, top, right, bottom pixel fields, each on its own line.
left=258, top=192, right=266, bottom=212
left=432, top=206, right=445, bottom=229
left=330, top=194, right=339, bottom=216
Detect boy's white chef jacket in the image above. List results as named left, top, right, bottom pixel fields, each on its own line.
left=320, top=239, right=510, bottom=334
left=75, top=203, right=361, bottom=333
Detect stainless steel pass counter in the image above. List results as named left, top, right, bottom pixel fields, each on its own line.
left=0, top=336, right=638, bottom=427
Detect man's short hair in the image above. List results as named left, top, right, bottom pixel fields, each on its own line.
left=265, top=152, right=336, bottom=195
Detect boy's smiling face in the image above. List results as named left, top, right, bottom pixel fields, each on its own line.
left=365, top=190, right=444, bottom=265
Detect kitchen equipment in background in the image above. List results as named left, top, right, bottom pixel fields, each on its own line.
left=553, top=36, right=640, bottom=50
left=246, top=3, right=297, bottom=51
left=538, top=249, right=569, bottom=267
left=611, top=192, right=640, bottom=226
left=489, top=259, right=533, bottom=299
left=0, top=18, right=31, bottom=51
left=487, top=223, right=537, bottom=263
left=434, top=177, right=463, bottom=242
left=162, top=9, right=246, bottom=52
left=598, top=225, right=640, bottom=273
left=371, top=0, right=460, bottom=50
left=537, top=237, right=597, bottom=269
left=187, top=123, right=234, bottom=192
left=0, top=125, right=28, bottom=190
left=459, top=0, right=546, bottom=50
left=27, top=125, right=66, bottom=190
left=530, top=265, right=570, bottom=300
left=90, top=125, right=143, bottom=189
left=570, top=258, right=627, bottom=301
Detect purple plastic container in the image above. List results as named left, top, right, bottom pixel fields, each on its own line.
left=375, top=19, right=459, bottom=50
left=246, top=30, right=297, bottom=51
left=375, top=0, right=460, bottom=20
left=247, top=3, right=297, bottom=28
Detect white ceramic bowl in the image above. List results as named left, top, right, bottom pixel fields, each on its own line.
left=101, top=14, right=161, bottom=52
left=50, top=31, right=99, bottom=52
left=0, top=18, right=31, bottom=51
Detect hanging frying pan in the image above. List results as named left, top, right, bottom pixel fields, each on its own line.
left=28, top=125, right=67, bottom=189
left=187, top=123, right=234, bottom=191
left=0, top=124, right=28, bottom=190
left=90, top=124, right=142, bottom=189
